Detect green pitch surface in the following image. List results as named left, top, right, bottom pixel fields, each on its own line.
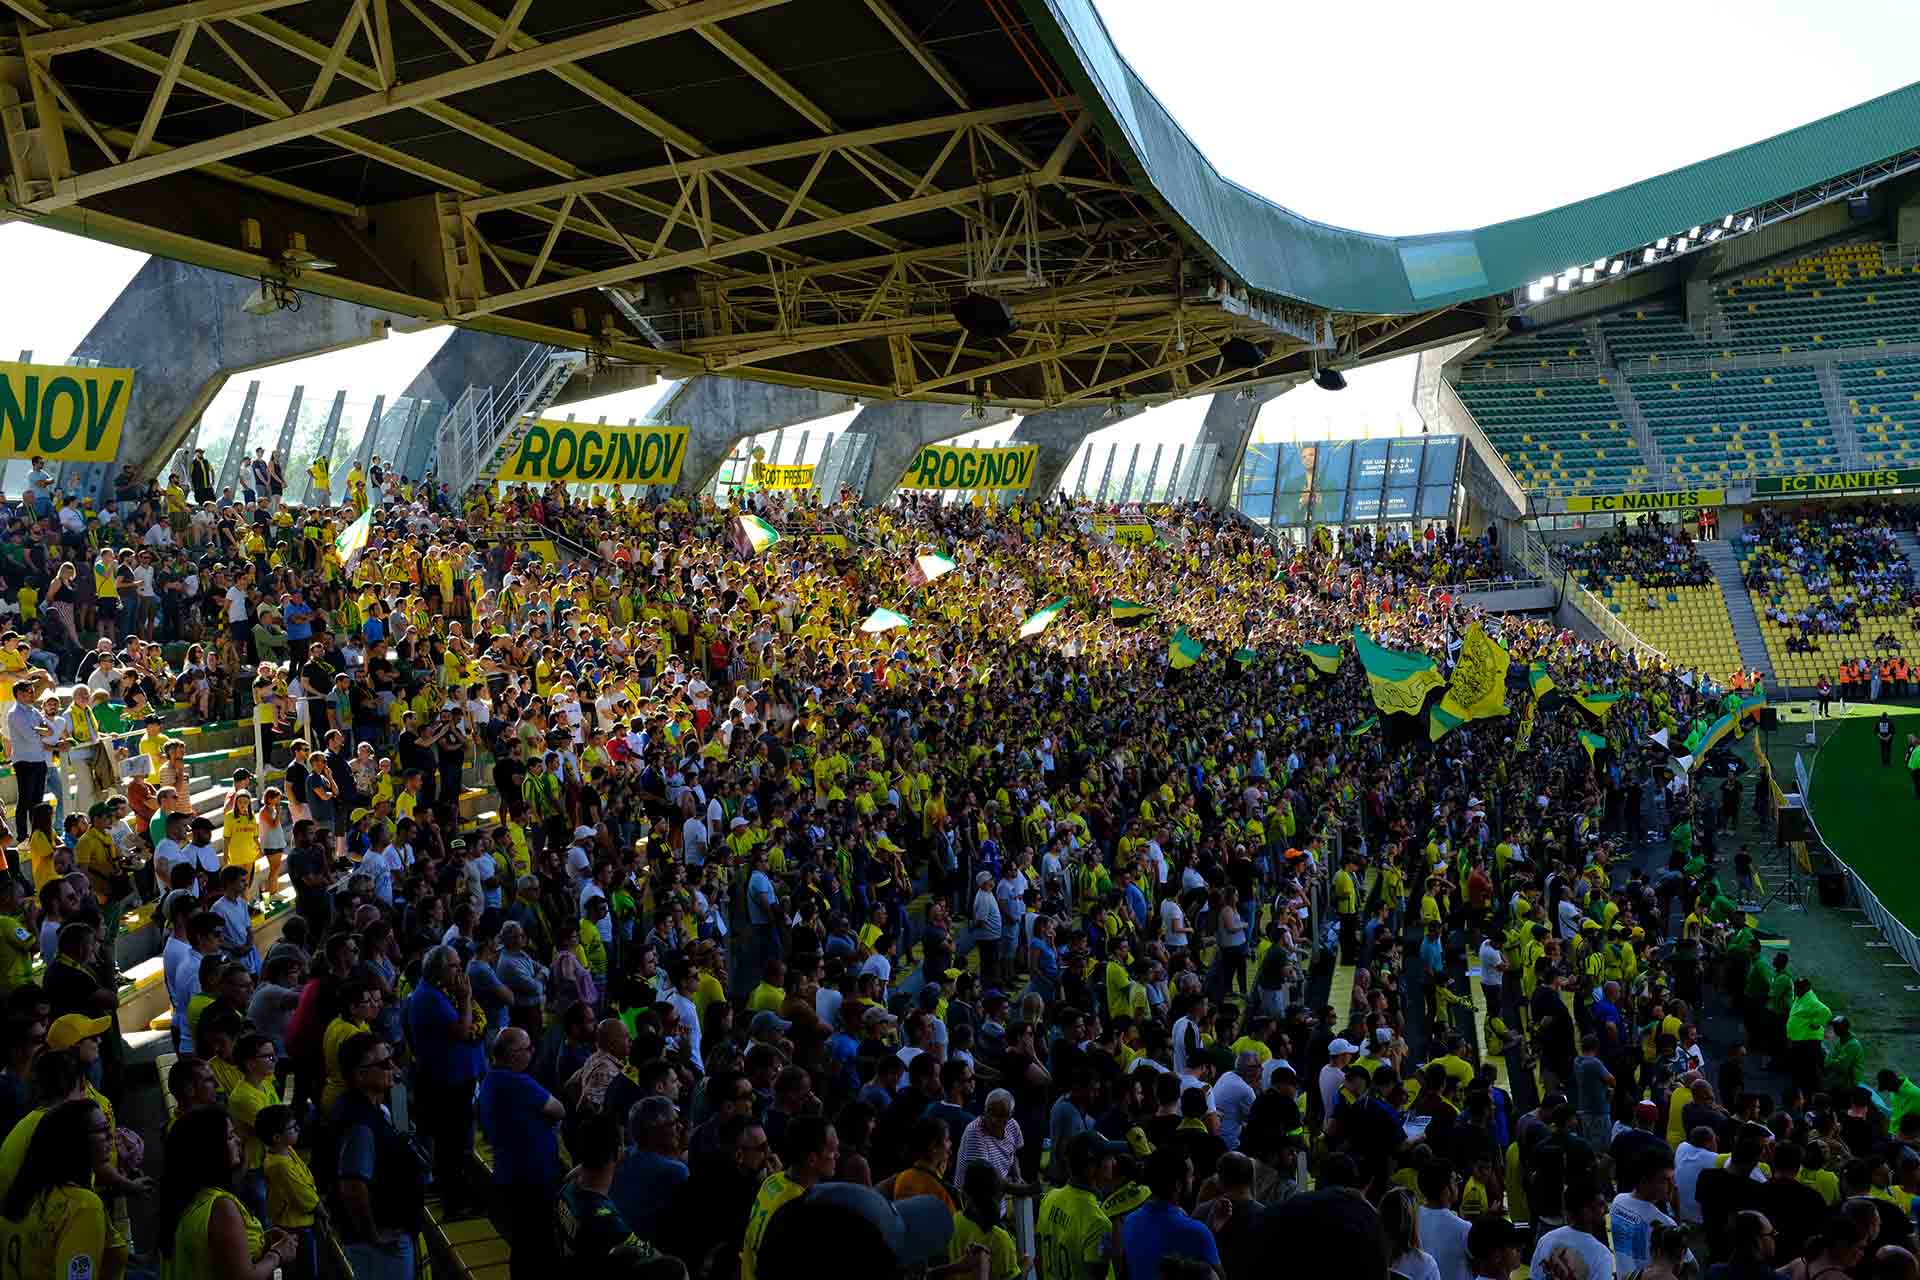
left=1805, top=705, right=1920, bottom=928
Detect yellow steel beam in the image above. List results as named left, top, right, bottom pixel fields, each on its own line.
left=23, top=0, right=301, bottom=55
left=27, top=0, right=793, bottom=211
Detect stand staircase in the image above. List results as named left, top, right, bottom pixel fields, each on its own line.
left=1696, top=539, right=1776, bottom=688
left=434, top=344, right=586, bottom=493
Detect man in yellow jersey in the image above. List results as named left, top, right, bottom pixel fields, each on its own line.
left=1037, top=1131, right=1125, bottom=1280
left=740, top=1114, right=840, bottom=1280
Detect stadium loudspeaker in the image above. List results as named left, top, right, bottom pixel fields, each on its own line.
left=1758, top=707, right=1778, bottom=730
left=1221, top=336, right=1268, bottom=369
left=1817, top=872, right=1847, bottom=908
left=1507, top=315, right=1538, bottom=335
left=1314, top=367, right=1348, bottom=392
left=1777, top=804, right=1810, bottom=842
left=1849, top=193, right=1873, bottom=221
left=951, top=292, right=1015, bottom=339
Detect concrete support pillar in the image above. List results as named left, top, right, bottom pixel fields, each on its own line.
left=654, top=376, right=854, bottom=496
left=1196, top=385, right=1288, bottom=509
left=1006, top=404, right=1141, bottom=501
left=65, top=257, right=395, bottom=496
left=853, top=402, right=1015, bottom=506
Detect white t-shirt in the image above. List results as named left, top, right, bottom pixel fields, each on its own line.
left=226, top=584, right=249, bottom=622
left=1392, top=1251, right=1441, bottom=1280
left=1609, top=1192, right=1682, bottom=1276
left=1673, top=1142, right=1717, bottom=1223
left=1209, top=1070, right=1257, bottom=1149
left=565, top=842, right=593, bottom=885
left=682, top=817, right=710, bottom=866
left=1417, top=1206, right=1472, bottom=1280
left=1530, top=1226, right=1614, bottom=1280
left=1160, top=897, right=1189, bottom=947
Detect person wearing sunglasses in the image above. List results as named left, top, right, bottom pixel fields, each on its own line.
left=332, top=1031, right=426, bottom=1280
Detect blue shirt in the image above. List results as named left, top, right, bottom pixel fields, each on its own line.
left=285, top=603, right=313, bottom=642
left=609, top=1149, right=688, bottom=1243
left=466, top=960, right=511, bottom=1038
left=363, top=616, right=385, bottom=646
left=1123, top=883, right=1150, bottom=929
left=747, top=869, right=776, bottom=925
left=404, top=985, right=484, bottom=1085
left=1122, top=1200, right=1219, bottom=1280
left=475, top=1067, right=558, bottom=1186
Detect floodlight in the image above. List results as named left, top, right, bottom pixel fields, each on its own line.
left=1220, top=336, right=1267, bottom=369
left=1607, top=260, right=1624, bottom=275
left=1642, top=249, right=1657, bottom=264
left=1722, top=216, right=1735, bottom=229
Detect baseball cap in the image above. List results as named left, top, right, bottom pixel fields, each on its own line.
left=1328, top=1038, right=1359, bottom=1056
left=1467, top=1216, right=1530, bottom=1262
left=1373, top=1028, right=1393, bottom=1045
left=573, top=825, right=597, bottom=840
left=47, top=1013, right=110, bottom=1051
left=349, top=807, right=371, bottom=823
left=751, top=1010, right=792, bottom=1037
left=862, top=1006, right=898, bottom=1027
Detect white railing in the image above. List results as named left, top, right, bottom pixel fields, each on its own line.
left=1797, top=749, right=1920, bottom=975
left=1456, top=359, right=1604, bottom=384
left=435, top=344, right=578, bottom=493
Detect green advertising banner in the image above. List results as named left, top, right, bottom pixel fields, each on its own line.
left=1754, top=468, right=1920, bottom=496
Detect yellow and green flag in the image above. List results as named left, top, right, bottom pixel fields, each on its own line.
left=1351, top=625, right=1443, bottom=716
left=1580, top=731, right=1608, bottom=762
left=1301, top=643, right=1343, bottom=675
left=1169, top=627, right=1204, bottom=670
left=1574, top=690, right=1623, bottom=720
left=1347, top=716, right=1379, bottom=737
left=1430, top=622, right=1510, bottom=740
left=737, top=512, right=781, bottom=556
left=1109, top=599, right=1154, bottom=621
left=1528, top=661, right=1556, bottom=702
left=1233, top=647, right=1258, bottom=667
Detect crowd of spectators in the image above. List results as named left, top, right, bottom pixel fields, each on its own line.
left=0, top=450, right=1905, bottom=1280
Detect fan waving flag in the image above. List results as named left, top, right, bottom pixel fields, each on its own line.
left=907, top=553, right=956, bottom=586
left=1351, top=625, right=1444, bottom=716
left=1018, top=599, right=1067, bottom=639
left=1430, top=622, right=1510, bottom=741
left=859, top=608, right=911, bottom=634
left=1580, top=731, right=1609, bottom=763
left=1574, top=690, right=1623, bottom=720
left=1301, top=643, right=1344, bottom=675
left=1169, top=627, right=1204, bottom=670
left=736, top=513, right=781, bottom=557
left=1109, top=599, right=1153, bottom=621
left=333, top=510, right=371, bottom=566
left=1528, top=662, right=1557, bottom=702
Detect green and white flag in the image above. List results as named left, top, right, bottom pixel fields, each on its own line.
left=859, top=607, right=911, bottom=634
left=1018, top=598, right=1067, bottom=639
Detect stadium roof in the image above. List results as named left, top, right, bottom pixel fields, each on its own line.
left=5, top=0, right=1919, bottom=409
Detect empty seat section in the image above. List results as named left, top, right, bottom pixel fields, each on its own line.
left=1834, top=357, right=1920, bottom=469
left=1718, top=243, right=1920, bottom=357
left=1452, top=376, right=1647, bottom=497
left=1627, top=366, right=1831, bottom=488
left=1597, top=309, right=1715, bottom=362
left=1468, top=330, right=1595, bottom=370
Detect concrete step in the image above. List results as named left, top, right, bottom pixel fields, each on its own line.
left=1695, top=539, right=1777, bottom=689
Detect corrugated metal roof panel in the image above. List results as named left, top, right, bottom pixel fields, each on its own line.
left=1025, top=0, right=1920, bottom=315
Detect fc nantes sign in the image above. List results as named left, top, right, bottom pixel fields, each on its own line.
left=499, top=421, right=688, bottom=485
left=1754, top=468, right=1920, bottom=496
left=0, top=360, right=135, bottom=462
left=1564, top=488, right=1723, bottom=513
left=899, top=443, right=1037, bottom=491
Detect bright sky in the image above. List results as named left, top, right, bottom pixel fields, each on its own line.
left=5, top=0, right=1919, bottom=466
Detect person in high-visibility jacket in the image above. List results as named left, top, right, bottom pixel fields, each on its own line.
left=1824, top=1013, right=1866, bottom=1095
left=1333, top=857, right=1360, bottom=963
left=1784, top=978, right=1831, bottom=1097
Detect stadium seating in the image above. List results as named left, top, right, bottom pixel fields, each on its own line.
left=1466, top=331, right=1595, bottom=370
left=1597, top=309, right=1716, bottom=362
left=1599, top=581, right=1744, bottom=679
left=1719, top=243, right=1920, bottom=356
left=1628, top=365, right=1834, bottom=485
left=1452, top=376, right=1649, bottom=497
left=1834, top=356, right=1920, bottom=468
left=1738, top=509, right=1917, bottom=686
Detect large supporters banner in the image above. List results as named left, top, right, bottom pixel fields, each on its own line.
left=499, top=421, right=689, bottom=485
left=0, top=361, right=135, bottom=462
